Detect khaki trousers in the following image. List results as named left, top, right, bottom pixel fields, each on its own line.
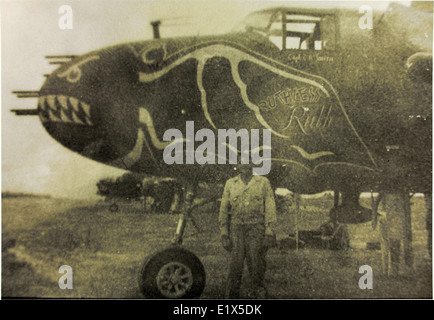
left=226, top=223, right=267, bottom=299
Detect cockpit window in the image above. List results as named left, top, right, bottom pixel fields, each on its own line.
left=232, top=11, right=277, bottom=34
left=233, top=10, right=336, bottom=51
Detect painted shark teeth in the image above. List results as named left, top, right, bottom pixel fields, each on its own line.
left=58, top=96, right=68, bottom=111
left=69, top=97, right=80, bottom=112
left=48, top=109, right=61, bottom=122
left=38, top=95, right=93, bottom=126
left=81, top=102, right=91, bottom=118
left=38, top=96, right=46, bottom=110
left=72, top=112, right=86, bottom=125
left=60, top=109, right=72, bottom=123
left=46, top=95, right=57, bottom=111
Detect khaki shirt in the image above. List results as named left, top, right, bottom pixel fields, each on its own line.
left=219, top=175, right=277, bottom=236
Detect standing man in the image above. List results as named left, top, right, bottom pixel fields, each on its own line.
left=219, top=164, right=277, bottom=299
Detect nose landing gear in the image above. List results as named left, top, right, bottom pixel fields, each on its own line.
left=138, top=185, right=207, bottom=299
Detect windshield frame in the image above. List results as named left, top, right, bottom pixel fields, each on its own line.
left=232, top=7, right=338, bottom=51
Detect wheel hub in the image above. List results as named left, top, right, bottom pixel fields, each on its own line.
left=156, top=261, right=194, bottom=298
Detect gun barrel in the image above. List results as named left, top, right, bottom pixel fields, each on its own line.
left=12, top=91, right=40, bottom=98
left=45, top=55, right=77, bottom=59
left=49, top=61, right=67, bottom=65
left=10, top=109, right=39, bottom=116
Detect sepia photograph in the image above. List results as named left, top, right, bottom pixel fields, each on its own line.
left=1, top=0, right=432, bottom=301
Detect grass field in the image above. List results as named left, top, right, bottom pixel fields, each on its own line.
left=2, top=195, right=432, bottom=299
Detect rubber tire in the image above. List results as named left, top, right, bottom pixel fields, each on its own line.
left=138, top=246, right=206, bottom=299
left=109, top=203, right=119, bottom=212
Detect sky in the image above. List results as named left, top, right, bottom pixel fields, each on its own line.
left=1, top=0, right=411, bottom=199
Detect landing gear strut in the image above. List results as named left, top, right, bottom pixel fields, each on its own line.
left=372, top=191, right=415, bottom=274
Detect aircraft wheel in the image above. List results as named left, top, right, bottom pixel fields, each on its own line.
left=109, top=203, right=119, bottom=212
left=138, top=246, right=206, bottom=298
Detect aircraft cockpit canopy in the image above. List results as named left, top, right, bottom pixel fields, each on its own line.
left=233, top=8, right=336, bottom=51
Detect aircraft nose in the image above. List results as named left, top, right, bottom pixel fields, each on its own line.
left=37, top=49, right=141, bottom=164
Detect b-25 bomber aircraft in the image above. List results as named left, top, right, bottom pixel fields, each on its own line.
left=12, top=2, right=432, bottom=298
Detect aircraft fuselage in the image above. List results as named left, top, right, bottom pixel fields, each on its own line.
left=37, top=5, right=432, bottom=194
